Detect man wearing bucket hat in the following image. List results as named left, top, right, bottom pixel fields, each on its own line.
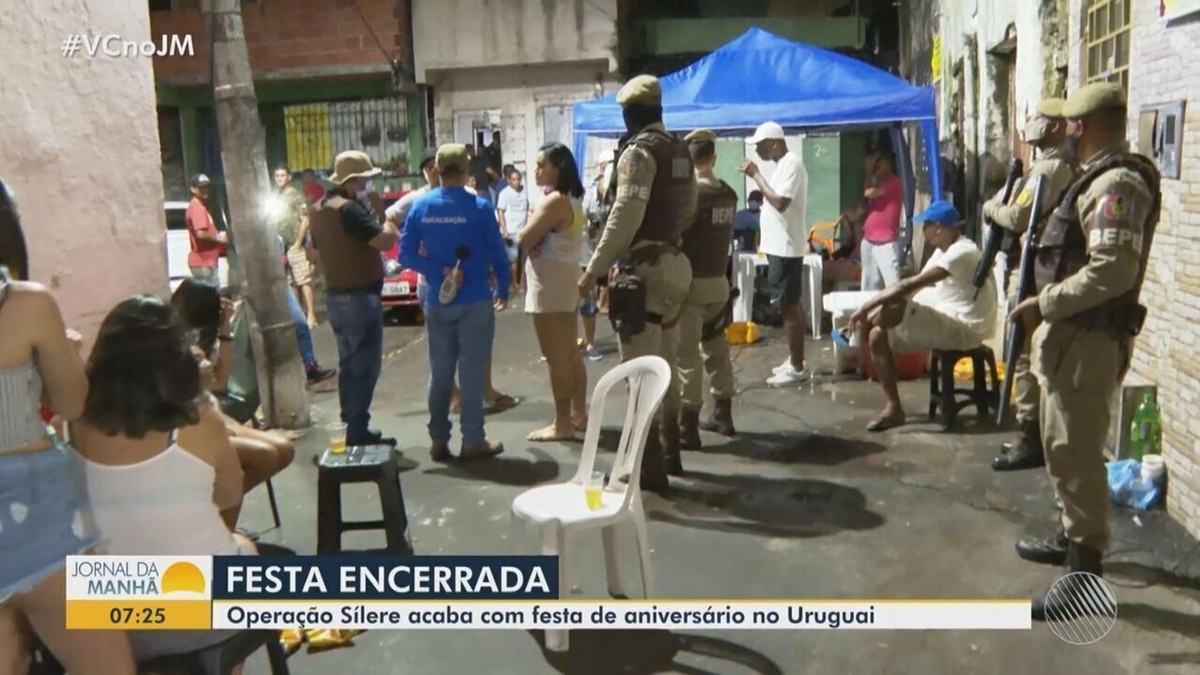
left=1009, top=82, right=1161, bottom=621
left=677, top=129, right=739, bottom=447
left=579, top=74, right=697, bottom=490
left=847, top=201, right=997, bottom=432
left=984, top=98, right=1078, bottom=473
left=310, top=150, right=400, bottom=447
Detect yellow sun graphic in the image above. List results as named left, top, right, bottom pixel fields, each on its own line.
left=161, top=562, right=206, bottom=594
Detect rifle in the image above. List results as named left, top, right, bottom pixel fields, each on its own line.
left=973, top=158, right=1024, bottom=300
left=997, top=174, right=1047, bottom=425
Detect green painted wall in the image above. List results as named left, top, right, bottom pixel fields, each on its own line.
left=159, top=77, right=422, bottom=184
left=713, top=139, right=746, bottom=207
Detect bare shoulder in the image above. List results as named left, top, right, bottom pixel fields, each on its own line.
left=175, top=397, right=227, bottom=467
left=1, top=281, right=62, bottom=329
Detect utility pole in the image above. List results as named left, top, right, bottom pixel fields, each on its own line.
left=203, top=0, right=309, bottom=429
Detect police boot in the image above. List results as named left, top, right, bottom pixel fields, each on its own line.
left=992, top=417, right=1045, bottom=471
left=1032, top=543, right=1108, bottom=622
left=661, top=420, right=685, bottom=477
left=639, top=422, right=671, bottom=493
left=699, top=398, right=736, bottom=437
left=1016, top=529, right=1069, bottom=566
left=679, top=408, right=702, bottom=450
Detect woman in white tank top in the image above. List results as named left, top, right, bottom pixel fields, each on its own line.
left=73, top=296, right=253, bottom=662
left=517, top=143, right=589, bottom=442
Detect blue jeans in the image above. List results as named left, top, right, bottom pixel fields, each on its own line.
left=425, top=300, right=495, bottom=447
left=326, top=292, right=384, bottom=438
left=287, top=286, right=316, bottom=368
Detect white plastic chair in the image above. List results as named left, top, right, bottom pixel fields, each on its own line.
left=510, top=355, right=672, bottom=652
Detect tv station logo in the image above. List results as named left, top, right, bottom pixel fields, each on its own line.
left=66, top=556, right=214, bottom=630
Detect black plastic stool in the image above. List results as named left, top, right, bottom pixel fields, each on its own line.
left=928, top=345, right=1000, bottom=429
left=317, top=444, right=413, bottom=554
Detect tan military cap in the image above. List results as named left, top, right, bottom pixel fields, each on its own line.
left=1062, top=83, right=1127, bottom=118
left=617, top=75, right=662, bottom=107
left=684, top=129, right=716, bottom=143
left=1036, top=98, right=1065, bottom=119
left=436, top=143, right=469, bottom=174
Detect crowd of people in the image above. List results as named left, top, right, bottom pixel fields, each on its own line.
left=0, top=69, right=1160, bottom=672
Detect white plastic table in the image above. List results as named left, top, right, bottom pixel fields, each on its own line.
left=732, top=251, right=824, bottom=337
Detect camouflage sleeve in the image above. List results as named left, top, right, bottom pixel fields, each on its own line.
left=1039, top=170, right=1152, bottom=321
left=585, top=146, right=657, bottom=277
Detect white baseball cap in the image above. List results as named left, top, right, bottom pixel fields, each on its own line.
left=746, top=121, right=786, bottom=144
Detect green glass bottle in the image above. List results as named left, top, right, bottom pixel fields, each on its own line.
left=1128, top=393, right=1161, bottom=461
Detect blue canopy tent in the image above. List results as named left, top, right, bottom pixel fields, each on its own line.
left=572, top=27, right=942, bottom=250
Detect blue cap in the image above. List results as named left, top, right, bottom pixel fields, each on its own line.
left=913, top=200, right=961, bottom=227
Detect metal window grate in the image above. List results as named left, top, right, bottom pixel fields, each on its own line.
left=1083, top=0, right=1131, bottom=89
left=283, top=98, right=410, bottom=177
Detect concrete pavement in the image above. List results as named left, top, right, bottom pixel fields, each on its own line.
left=235, top=305, right=1200, bottom=674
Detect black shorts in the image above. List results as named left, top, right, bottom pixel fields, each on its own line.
left=767, top=255, right=803, bottom=309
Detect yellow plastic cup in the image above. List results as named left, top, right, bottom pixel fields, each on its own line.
left=584, top=471, right=604, bottom=510
left=329, top=423, right=347, bottom=454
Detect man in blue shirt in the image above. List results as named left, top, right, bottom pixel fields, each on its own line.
left=400, top=144, right=511, bottom=461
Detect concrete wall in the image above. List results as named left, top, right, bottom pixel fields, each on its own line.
left=428, top=61, right=619, bottom=174
left=934, top=1, right=1054, bottom=199
left=0, top=0, right=166, bottom=339
left=1067, top=0, right=1200, bottom=537
left=151, top=0, right=409, bottom=84
left=412, top=0, right=619, bottom=81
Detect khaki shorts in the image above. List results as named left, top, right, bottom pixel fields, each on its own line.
left=287, top=247, right=313, bottom=286
left=889, top=302, right=982, bottom=352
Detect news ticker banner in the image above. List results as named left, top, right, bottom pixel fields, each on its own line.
left=66, top=556, right=1031, bottom=631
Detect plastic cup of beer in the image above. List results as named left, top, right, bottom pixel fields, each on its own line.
left=584, top=471, right=605, bottom=510
left=329, top=423, right=348, bottom=454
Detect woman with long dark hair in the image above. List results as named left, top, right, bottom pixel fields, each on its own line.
left=517, top=143, right=589, bottom=441
left=170, top=279, right=295, bottom=494
left=0, top=179, right=136, bottom=673
left=72, top=295, right=253, bottom=661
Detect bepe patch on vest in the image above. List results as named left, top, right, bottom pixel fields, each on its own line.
left=1088, top=227, right=1143, bottom=253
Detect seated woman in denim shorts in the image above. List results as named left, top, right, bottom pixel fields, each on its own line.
left=0, top=180, right=136, bottom=673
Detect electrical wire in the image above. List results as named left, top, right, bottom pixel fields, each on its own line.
left=352, top=0, right=399, bottom=64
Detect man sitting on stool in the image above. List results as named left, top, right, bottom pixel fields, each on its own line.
left=847, top=201, right=997, bottom=431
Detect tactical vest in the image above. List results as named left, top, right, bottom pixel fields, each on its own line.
left=1035, top=152, right=1161, bottom=332
left=628, top=128, right=695, bottom=245
left=310, top=194, right=384, bottom=293
left=681, top=178, right=737, bottom=278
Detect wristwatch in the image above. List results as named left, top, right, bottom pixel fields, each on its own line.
left=218, top=333, right=234, bottom=343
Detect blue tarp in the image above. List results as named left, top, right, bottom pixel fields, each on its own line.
left=572, top=27, right=942, bottom=206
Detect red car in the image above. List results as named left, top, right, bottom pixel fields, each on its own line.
left=380, top=189, right=421, bottom=311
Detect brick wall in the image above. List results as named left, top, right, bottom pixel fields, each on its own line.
left=1121, top=1, right=1200, bottom=537
left=151, top=0, right=409, bottom=84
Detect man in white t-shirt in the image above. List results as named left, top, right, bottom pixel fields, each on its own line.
left=495, top=168, right=531, bottom=293
left=741, top=121, right=811, bottom=386
left=847, top=201, right=997, bottom=432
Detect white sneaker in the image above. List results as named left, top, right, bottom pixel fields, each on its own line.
left=767, top=364, right=811, bottom=387
left=772, top=358, right=794, bottom=375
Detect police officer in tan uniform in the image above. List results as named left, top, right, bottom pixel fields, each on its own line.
left=677, top=129, right=738, bottom=448
left=985, top=98, right=1077, bottom=473
left=1009, top=83, right=1160, bottom=620
left=579, top=75, right=697, bottom=490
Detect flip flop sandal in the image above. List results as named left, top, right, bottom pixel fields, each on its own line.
left=486, top=394, right=520, bottom=412
left=866, top=415, right=905, bottom=432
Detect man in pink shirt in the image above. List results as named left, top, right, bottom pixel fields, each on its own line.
left=186, top=173, right=227, bottom=284
left=860, top=154, right=904, bottom=290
